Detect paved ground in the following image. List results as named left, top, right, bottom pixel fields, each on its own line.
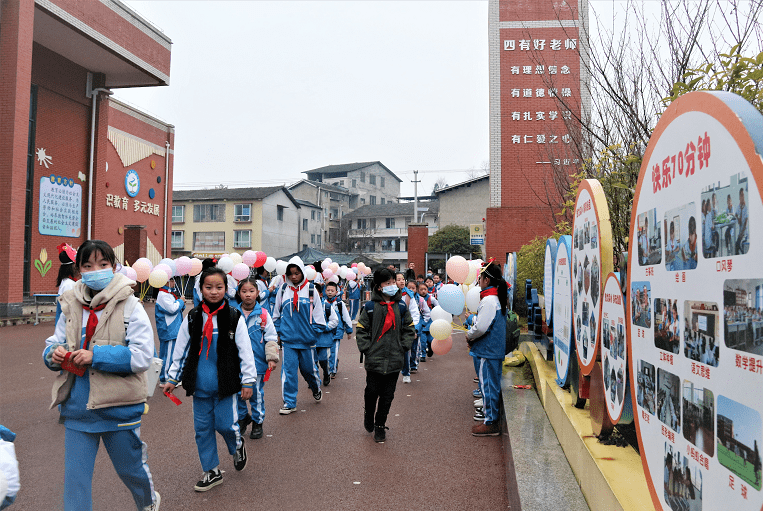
left=0, top=304, right=511, bottom=510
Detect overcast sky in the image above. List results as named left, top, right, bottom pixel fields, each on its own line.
left=117, top=1, right=490, bottom=198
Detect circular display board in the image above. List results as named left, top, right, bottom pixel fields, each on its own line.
left=505, top=251, right=517, bottom=311
left=554, top=235, right=573, bottom=386
left=601, top=272, right=628, bottom=423
left=628, top=91, right=763, bottom=511
left=544, top=238, right=558, bottom=326
left=572, top=179, right=614, bottom=375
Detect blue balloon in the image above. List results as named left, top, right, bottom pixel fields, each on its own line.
left=438, top=284, right=465, bottom=316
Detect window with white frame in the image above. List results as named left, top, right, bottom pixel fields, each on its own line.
left=193, top=204, right=225, bottom=222
left=277, top=206, right=285, bottom=221
left=233, top=230, right=251, bottom=248
left=171, top=230, right=184, bottom=249
left=370, top=195, right=376, bottom=205
left=303, top=218, right=308, bottom=231
left=386, top=218, right=395, bottom=228
left=234, top=203, right=251, bottom=222
left=172, top=205, right=185, bottom=223
left=369, top=174, right=376, bottom=185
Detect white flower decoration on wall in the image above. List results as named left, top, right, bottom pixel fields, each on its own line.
left=36, top=148, right=53, bottom=168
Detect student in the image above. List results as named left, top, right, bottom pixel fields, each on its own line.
left=272, top=258, right=327, bottom=414
left=155, top=277, right=186, bottom=386
left=315, top=282, right=339, bottom=386
left=396, top=272, right=420, bottom=384
left=356, top=269, right=416, bottom=442
left=193, top=258, right=216, bottom=307
left=406, top=280, right=430, bottom=374
left=0, top=424, right=19, bottom=509
left=233, top=278, right=279, bottom=440
left=254, top=266, right=270, bottom=310
left=681, top=216, right=698, bottom=270
left=55, top=243, right=79, bottom=325
left=346, top=276, right=361, bottom=320
left=164, top=267, right=256, bottom=492
left=326, top=281, right=353, bottom=379
left=466, top=262, right=508, bottom=437
left=417, top=282, right=438, bottom=361
left=43, top=240, right=160, bottom=510
left=432, top=274, right=443, bottom=295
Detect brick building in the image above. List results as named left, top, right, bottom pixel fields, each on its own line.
left=0, top=0, right=173, bottom=315
left=486, top=0, right=589, bottom=263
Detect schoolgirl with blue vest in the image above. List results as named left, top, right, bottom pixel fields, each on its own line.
left=326, top=281, right=353, bottom=379
left=43, top=240, right=159, bottom=511
left=165, top=267, right=256, bottom=492
left=346, top=277, right=361, bottom=320
left=417, top=282, right=438, bottom=361
left=233, top=278, right=279, bottom=440
left=315, top=282, right=339, bottom=386
left=272, top=257, right=327, bottom=414
left=155, top=277, right=186, bottom=385
left=465, top=262, right=507, bottom=437
left=397, top=273, right=421, bottom=383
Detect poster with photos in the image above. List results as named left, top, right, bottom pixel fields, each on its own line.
left=602, top=273, right=629, bottom=423
left=628, top=91, right=763, bottom=510
left=573, top=179, right=614, bottom=375
left=554, top=236, right=573, bottom=386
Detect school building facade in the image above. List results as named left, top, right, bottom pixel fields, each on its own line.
left=0, top=0, right=173, bottom=315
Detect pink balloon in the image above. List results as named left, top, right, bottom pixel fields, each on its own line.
left=446, top=256, right=469, bottom=283
left=189, top=258, right=203, bottom=276
left=242, top=250, right=258, bottom=267
left=329, top=262, right=339, bottom=273
left=322, top=269, right=333, bottom=279
left=351, top=263, right=358, bottom=268
left=431, top=336, right=453, bottom=355
left=132, top=260, right=151, bottom=283
left=154, top=263, right=173, bottom=279
left=363, top=267, right=372, bottom=275
left=232, top=263, right=250, bottom=280
left=346, top=271, right=357, bottom=281
left=123, top=267, right=137, bottom=282
left=175, top=256, right=192, bottom=275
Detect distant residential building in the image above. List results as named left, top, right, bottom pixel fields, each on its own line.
left=171, top=186, right=301, bottom=259
left=288, top=180, right=353, bottom=250
left=434, top=175, right=489, bottom=229
left=304, top=161, right=401, bottom=208
left=294, top=199, right=323, bottom=251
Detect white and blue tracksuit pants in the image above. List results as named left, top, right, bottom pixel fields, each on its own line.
left=476, top=357, right=503, bottom=425
left=281, top=345, right=321, bottom=408
left=158, top=338, right=177, bottom=383
left=237, top=374, right=266, bottom=425
left=349, top=299, right=360, bottom=320
left=192, top=394, right=242, bottom=472
left=64, top=427, right=155, bottom=511
left=329, top=339, right=340, bottom=373
left=315, top=347, right=329, bottom=362
left=420, top=331, right=432, bottom=359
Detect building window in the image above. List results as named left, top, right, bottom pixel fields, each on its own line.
left=311, top=234, right=315, bottom=244
left=303, top=244, right=308, bottom=250
left=360, top=172, right=365, bottom=183
left=303, top=218, right=308, bottom=231
left=370, top=218, right=376, bottom=229
left=361, top=198, right=366, bottom=205
left=370, top=195, right=376, bottom=205
left=193, top=204, right=225, bottom=222
left=172, top=205, right=184, bottom=223
left=381, top=198, right=385, bottom=205
left=330, top=208, right=338, bottom=219
left=369, top=174, right=376, bottom=185
left=317, top=234, right=321, bottom=246
left=193, top=232, right=225, bottom=251
left=386, top=218, right=395, bottom=228
left=171, top=230, right=184, bottom=249
left=277, top=206, right=285, bottom=221
left=310, top=210, right=315, bottom=220
left=234, top=203, right=251, bottom=222
left=381, top=176, right=385, bottom=187
left=357, top=218, right=367, bottom=229
left=352, top=179, right=357, bottom=187
left=339, top=180, right=344, bottom=186
left=234, top=230, right=251, bottom=248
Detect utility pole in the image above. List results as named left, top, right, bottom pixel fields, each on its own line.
left=412, top=170, right=420, bottom=223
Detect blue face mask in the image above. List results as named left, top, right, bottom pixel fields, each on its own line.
left=82, top=268, right=115, bottom=291
left=382, top=285, right=398, bottom=297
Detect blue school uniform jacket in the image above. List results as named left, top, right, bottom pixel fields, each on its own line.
left=466, top=290, right=506, bottom=360
left=317, top=298, right=339, bottom=348
left=155, top=286, right=186, bottom=341
left=327, top=296, right=353, bottom=340
left=234, top=303, right=278, bottom=374
left=273, top=274, right=327, bottom=348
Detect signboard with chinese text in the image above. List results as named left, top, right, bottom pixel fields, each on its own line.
left=554, top=235, right=573, bottom=386
left=544, top=237, right=557, bottom=325
left=38, top=175, right=82, bottom=237
left=601, top=272, right=630, bottom=424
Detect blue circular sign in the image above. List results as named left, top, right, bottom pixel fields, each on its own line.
left=125, top=170, right=140, bottom=197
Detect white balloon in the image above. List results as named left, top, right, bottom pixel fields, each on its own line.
left=430, top=306, right=453, bottom=324
left=465, top=286, right=481, bottom=313
left=304, top=266, right=317, bottom=280
left=217, top=256, right=235, bottom=274
left=229, top=252, right=243, bottom=266
left=275, top=260, right=288, bottom=276
left=263, top=257, right=277, bottom=272
left=329, top=275, right=339, bottom=284
left=430, top=319, right=453, bottom=341
left=338, top=266, right=348, bottom=278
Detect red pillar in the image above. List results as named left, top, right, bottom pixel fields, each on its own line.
left=407, top=223, right=429, bottom=277
left=123, top=225, right=147, bottom=266
left=0, top=0, right=35, bottom=315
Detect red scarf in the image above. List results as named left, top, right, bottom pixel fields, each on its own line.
left=291, top=281, right=308, bottom=311
left=200, top=302, right=225, bottom=359
left=378, top=301, right=396, bottom=341
left=159, top=288, right=180, bottom=300
left=82, top=304, right=107, bottom=349
left=480, top=287, right=498, bottom=299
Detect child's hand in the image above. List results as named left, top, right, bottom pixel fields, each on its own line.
left=241, top=387, right=253, bottom=400
left=70, top=349, right=93, bottom=366
left=164, top=383, right=176, bottom=394
left=51, top=346, right=68, bottom=365
left=267, top=360, right=277, bottom=371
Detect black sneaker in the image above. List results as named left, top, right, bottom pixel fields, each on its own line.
left=474, top=409, right=486, bottom=421
left=313, top=389, right=322, bottom=402
left=427, top=347, right=433, bottom=358
left=323, top=373, right=331, bottom=386
left=374, top=425, right=388, bottom=442
left=364, top=410, right=374, bottom=433
left=194, top=468, right=223, bottom=492
left=330, top=373, right=337, bottom=379
left=250, top=422, right=263, bottom=439
left=234, top=442, right=247, bottom=471
left=237, top=414, right=252, bottom=435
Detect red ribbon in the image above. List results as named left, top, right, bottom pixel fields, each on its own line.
left=480, top=287, right=498, bottom=300
left=82, top=303, right=107, bottom=350
left=378, top=301, right=396, bottom=341
left=200, top=302, right=225, bottom=359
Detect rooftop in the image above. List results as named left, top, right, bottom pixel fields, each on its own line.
left=288, top=179, right=353, bottom=196
left=344, top=200, right=439, bottom=219
left=303, top=161, right=402, bottom=183
left=173, top=186, right=299, bottom=207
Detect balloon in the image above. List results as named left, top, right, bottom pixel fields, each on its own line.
left=148, top=268, right=169, bottom=288
left=465, top=286, right=481, bottom=313
left=217, top=256, right=235, bottom=274
left=176, top=256, right=192, bottom=275
left=275, top=260, right=288, bottom=276
left=229, top=252, right=243, bottom=266
left=242, top=250, right=258, bottom=266
left=263, top=257, right=277, bottom=272
left=159, top=258, right=176, bottom=277
left=465, top=262, right=479, bottom=285
left=304, top=266, right=317, bottom=280
left=329, top=275, right=339, bottom=284
left=232, top=263, right=250, bottom=281
left=154, top=263, right=173, bottom=279
left=322, top=269, right=333, bottom=279
left=134, top=257, right=153, bottom=272
left=338, top=266, right=348, bottom=278
left=446, top=256, right=469, bottom=283
left=351, top=263, right=358, bottom=268
left=329, top=262, right=339, bottom=273
left=323, top=258, right=332, bottom=266
left=132, top=259, right=151, bottom=283
left=352, top=267, right=359, bottom=274
left=438, top=284, right=465, bottom=315
left=430, top=305, right=453, bottom=324
left=254, top=251, right=267, bottom=267
left=431, top=336, right=453, bottom=355
left=346, top=271, right=356, bottom=281
left=430, top=319, right=452, bottom=341
left=189, top=258, right=203, bottom=276
left=364, top=267, right=372, bottom=275
left=123, top=266, right=137, bottom=282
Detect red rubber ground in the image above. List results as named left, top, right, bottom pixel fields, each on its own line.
left=0, top=306, right=511, bottom=510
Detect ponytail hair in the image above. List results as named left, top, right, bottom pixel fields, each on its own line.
left=482, top=262, right=508, bottom=315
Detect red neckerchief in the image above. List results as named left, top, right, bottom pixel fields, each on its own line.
left=82, top=304, right=107, bottom=349
left=480, top=287, right=498, bottom=299
left=200, top=302, right=225, bottom=359
left=290, top=281, right=308, bottom=311
left=378, top=301, right=396, bottom=341
left=159, top=288, right=180, bottom=300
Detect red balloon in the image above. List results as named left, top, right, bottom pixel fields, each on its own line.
left=431, top=336, right=453, bottom=355
left=254, top=251, right=267, bottom=267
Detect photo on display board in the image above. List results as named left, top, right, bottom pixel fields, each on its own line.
left=685, top=300, right=720, bottom=367
left=637, top=208, right=662, bottom=266
left=603, top=318, right=611, bottom=351
left=616, top=323, right=625, bottom=360
left=589, top=312, right=597, bottom=349
left=658, top=368, right=681, bottom=433
left=654, top=298, right=681, bottom=355
left=717, top=395, right=762, bottom=491
left=577, top=315, right=582, bottom=341
left=722, top=279, right=763, bottom=357
left=631, top=281, right=652, bottom=328
left=617, top=367, right=624, bottom=404
left=573, top=253, right=578, bottom=278
left=701, top=172, right=750, bottom=259
left=584, top=220, right=590, bottom=245
left=591, top=256, right=600, bottom=307
left=574, top=228, right=579, bottom=252
left=682, top=380, right=715, bottom=457
left=663, top=202, right=698, bottom=271
left=637, top=359, right=656, bottom=415
left=584, top=255, right=591, bottom=294
left=573, top=285, right=578, bottom=313
left=604, top=356, right=611, bottom=391
left=664, top=442, right=703, bottom=510
left=591, top=225, right=598, bottom=249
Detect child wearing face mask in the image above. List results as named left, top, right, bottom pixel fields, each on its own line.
left=43, top=240, right=160, bottom=510
left=356, top=269, right=416, bottom=442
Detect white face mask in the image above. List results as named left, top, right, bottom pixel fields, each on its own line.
left=382, top=285, right=398, bottom=296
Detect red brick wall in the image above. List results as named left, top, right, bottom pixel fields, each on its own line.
left=407, top=224, right=429, bottom=277
left=500, top=0, right=579, bottom=22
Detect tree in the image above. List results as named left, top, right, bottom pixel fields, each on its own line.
left=428, top=225, right=482, bottom=258
left=431, top=177, right=448, bottom=195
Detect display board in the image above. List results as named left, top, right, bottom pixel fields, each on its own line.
left=601, top=272, right=628, bottom=423
left=572, top=179, right=614, bottom=375
left=505, top=251, right=517, bottom=311
left=628, top=91, right=763, bottom=510
left=38, top=174, right=82, bottom=237
left=554, top=235, right=573, bottom=386
left=544, top=238, right=558, bottom=326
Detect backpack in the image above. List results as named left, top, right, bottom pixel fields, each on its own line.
left=505, top=310, right=520, bottom=355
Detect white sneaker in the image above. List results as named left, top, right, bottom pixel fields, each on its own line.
left=403, top=375, right=411, bottom=383
left=144, top=491, right=160, bottom=510
left=474, top=398, right=483, bottom=408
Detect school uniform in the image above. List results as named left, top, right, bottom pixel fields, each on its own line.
left=327, top=296, right=353, bottom=375
left=255, top=276, right=270, bottom=310
left=166, top=302, right=256, bottom=472
left=410, top=294, right=430, bottom=370
left=400, top=289, right=422, bottom=377
left=419, top=293, right=438, bottom=360
left=347, top=280, right=361, bottom=320
left=155, top=285, right=186, bottom=384
left=316, top=297, right=339, bottom=382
